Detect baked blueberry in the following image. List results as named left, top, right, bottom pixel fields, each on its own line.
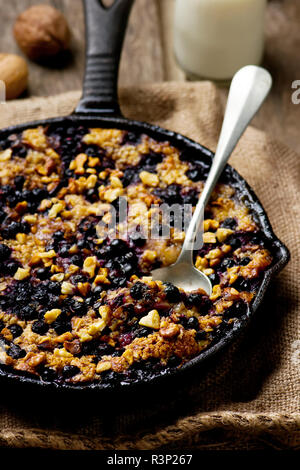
left=31, top=320, right=49, bottom=335
left=195, top=330, right=207, bottom=341
left=154, top=184, right=182, bottom=205
left=47, top=281, right=61, bottom=294
left=112, top=347, right=125, bottom=357
left=21, top=189, right=33, bottom=203
left=0, top=209, right=6, bottom=223
left=122, top=263, right=134, bottom=276
left=164, top=282, right=181, bottom=303
left=3, top=260, right=19, bottom=276
left=220, top=258, right=235, bottom=269
left=239, top=257, right=251, bottom=266
left=53, top=230, right=64, bottom=240
left=8, top=324, right=23, bottom=338
left=78, top=217, right=97, bottom=237
left=20, top=305, right=38, bottom=321
left=221, top=217, right=237, bottom=229
left=111, top=276, right=128, bottom=288
left=92, top=285, right=103, bottom=297
left=181, top=188, right=199, bottom=205
left=208, top=273, right=220, bottom=285
left=14, top=175, right=25, bottom=190
left=200, top=298, right=213, bottom=315
left=110, top=238, right=128, bottom=254
left=85, top=187, right=99, bottom=202
left=96, top=343, right=115, bottom=357
left=140, top=151, right=163, bottom=171
left=33, top=286, right=49, bottom=305
left=186, top=316, right=199, bottom=330
left=224, top=300, right=248, bottom=319
left=62, top=365, right=80, bottom=378
left=130, top=282, right=149, bottom=300
left=52, top=314, right=71, bottom=335
left=133, top=327, right=152, bottom=338
left=32, top=187, right=48, bottom=200
left=71, top=274, right=88, bottom=284
left=0, top=243, right=11, bottom=261
left=12, top=145, right=27, bottom=158
left=251, top=235, right=262, bottom=245
left=122, top=131, right=140, bottom=145
left=7, top=343, right=26, bottom=359
left=228, top=237, right=241, bottom=250
left=1, top=221, right=20, bottom=239
left=232, top=278, right=252, bottom=291
left=129, top=231, right=146, bottom=246
left=70, top=254, right=83, bottom=266
left=69, top=299, right=87, bottom=316
left=40, top=366, right=57, bottom=381
left=185, top=293, right=203, bottom=308
left=59, top=244, right=70, bottom=258
left=35, top=267, right=51, bottom=280
left=121, top=167, right=138, bottom=187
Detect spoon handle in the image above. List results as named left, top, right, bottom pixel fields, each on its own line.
left=177, top=65, right=272, bottom=264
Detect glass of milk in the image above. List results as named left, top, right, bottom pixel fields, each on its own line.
left=174, top=0, right=267, bottom=82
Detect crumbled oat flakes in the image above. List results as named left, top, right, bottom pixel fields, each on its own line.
left=0, top=124, right=272, bottom=385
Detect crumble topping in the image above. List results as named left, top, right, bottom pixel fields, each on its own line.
left=0, top=125, right=273, bottom=385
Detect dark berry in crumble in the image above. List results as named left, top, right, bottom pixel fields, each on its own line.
left=7, top=343, right=26, bottom=359
left=8, top=324, right=23, bottom=338
left=130, top=281, right=150, bottom=300
left=62, top=365, right=80, bottom=379
left=31, top=320, right=49, bottom=335
left=164, top=282, right=181, bottom=303
left=0, top=243, right=11, bottom=261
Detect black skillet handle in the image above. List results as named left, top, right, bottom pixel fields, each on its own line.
left=75, top=0, right=134, bottom=116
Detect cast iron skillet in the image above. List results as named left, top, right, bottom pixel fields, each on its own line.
left=0, top=0, right=290, bottom=392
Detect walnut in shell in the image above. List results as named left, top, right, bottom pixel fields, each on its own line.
left=13, top=5, right=71, bottom=62
left=0, top=54, right=28, bottom=100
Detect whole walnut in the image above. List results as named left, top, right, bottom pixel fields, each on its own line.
left=0, top=53, right=28, bottom=99
left=13, top=5, right=71, bottom=62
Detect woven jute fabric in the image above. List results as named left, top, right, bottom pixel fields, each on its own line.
left=0, top=82, right=299, bottom=450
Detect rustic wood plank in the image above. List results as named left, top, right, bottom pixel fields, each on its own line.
left=0, top=0, right=164, bottom=96
left=257, top=0, right=300, bottom=154
left=120, top=0, right=164, bottom=85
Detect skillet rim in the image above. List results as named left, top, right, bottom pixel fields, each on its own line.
left=0, top=114, right=290, bottom=393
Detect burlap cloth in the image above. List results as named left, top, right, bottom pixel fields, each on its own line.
left=0, top=82, right=299, bottom=450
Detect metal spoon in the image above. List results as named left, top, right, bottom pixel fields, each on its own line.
left=151, top=65, right=272, bottom=295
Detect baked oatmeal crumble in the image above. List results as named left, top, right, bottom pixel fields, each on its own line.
left=0, top=125, right=273, bottom=385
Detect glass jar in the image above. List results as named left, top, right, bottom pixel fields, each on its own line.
left=174, top=0, right=267, bottom=82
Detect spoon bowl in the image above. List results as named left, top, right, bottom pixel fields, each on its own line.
left=151, top=65, right=272, bottom=295
left=151, top=262, right=212, bottom=295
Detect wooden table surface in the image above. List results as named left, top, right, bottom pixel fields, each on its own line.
left=1, top=0, right=300, bottom=154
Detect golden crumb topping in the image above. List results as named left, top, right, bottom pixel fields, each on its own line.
left=0, top=125, right=272, bottom=385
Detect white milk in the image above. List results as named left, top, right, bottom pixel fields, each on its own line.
left=174, top=0, right=267, bottom=81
